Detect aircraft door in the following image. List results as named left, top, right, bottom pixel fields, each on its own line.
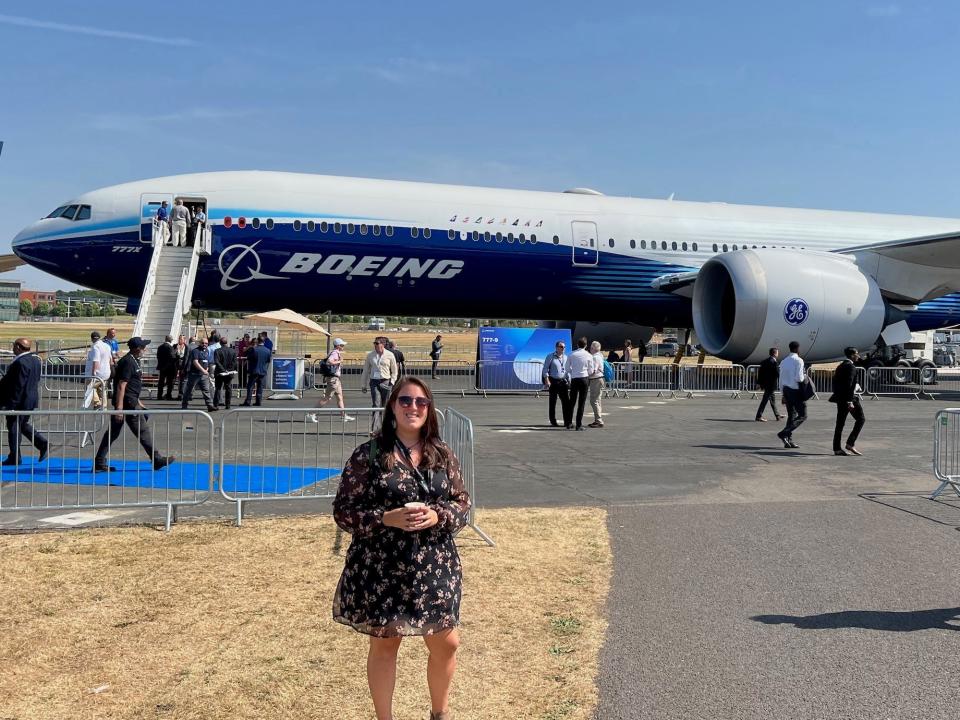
left=571, top=221, right=598, bottom=266
left=140, top=192, right=174, bottom=244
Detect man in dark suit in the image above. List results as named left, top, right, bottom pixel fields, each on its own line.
left=829, top=346, right=865, bottom=456
left=755, top=347, right=783, bottom=422
left=0, top=337, right=48, bottom=466
left=213, top=335, right=238, bottom=409
left=156, top=335, right=177, bottom=401
left=241, top=337, right=271, bottom=406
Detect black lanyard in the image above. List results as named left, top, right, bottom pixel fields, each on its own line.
left=395, top=441, right=432, bottom=500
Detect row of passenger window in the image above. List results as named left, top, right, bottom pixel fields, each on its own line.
left=45, top=204, right=91, bottom=221
left=542, top=235, right=805, bottom=253
left=233, top=218, right=544, bottom=245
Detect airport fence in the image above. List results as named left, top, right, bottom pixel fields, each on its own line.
left=864, top=366, right=925, bottom=399
left=606, top=362, right=679, bottom=397
left=0, top=409, right=215, bottom=531
left=442, top=407, right=494, bottom=546
left=678, top=364, right=745, bottom=398
left=931, top=408, right=960, bottom=499
left=476, top=360, right=545, bottom=395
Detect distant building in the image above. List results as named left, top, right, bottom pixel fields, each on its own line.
left=0, top=279, right=23, bottom=321
left=20, top=289, right=57, bottom=308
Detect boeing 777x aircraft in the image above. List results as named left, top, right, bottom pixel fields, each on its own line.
left=9, top=171, right=960, bottom=364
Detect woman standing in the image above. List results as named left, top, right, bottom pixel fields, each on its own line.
left=333, top=378, right=470, bottom=720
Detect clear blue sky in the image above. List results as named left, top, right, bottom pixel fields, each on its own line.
left=1, top=1, right=958, bottom=289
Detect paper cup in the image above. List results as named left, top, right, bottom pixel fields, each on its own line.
left=404, top=501, right=427, bottom=509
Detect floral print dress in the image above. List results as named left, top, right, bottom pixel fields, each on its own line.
left=332, top=440, right=472, bottom=637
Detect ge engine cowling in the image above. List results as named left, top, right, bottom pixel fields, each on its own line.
left=692, top=249, right=886, bottom=365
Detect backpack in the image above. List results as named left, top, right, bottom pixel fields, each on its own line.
left=603, top=360, right=615, bottom=383
left=318, top=356, right=337, bottom=377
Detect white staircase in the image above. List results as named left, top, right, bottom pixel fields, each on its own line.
left=133, top=220, right=203, bottom=347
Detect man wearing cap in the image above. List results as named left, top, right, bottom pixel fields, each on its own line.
left=0, top=338, right=48, bottom=466
left=85, top=330, right=112, bottom=409
left=94, top=337, right=174, bottom=472
left=307, top=338, right=354, bottom=423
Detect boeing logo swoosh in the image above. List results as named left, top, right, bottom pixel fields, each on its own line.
left=218, top=241, right=287, bottom=290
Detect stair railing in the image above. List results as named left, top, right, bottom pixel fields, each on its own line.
left=132, top=225, right=167, bottom=337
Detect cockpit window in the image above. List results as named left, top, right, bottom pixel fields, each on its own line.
left=46, top=204, right=90, bottom=221
left=75, top=205, right=91, bottom=220
left=60, top=205, right=80, bottom=220
left=46, top=205, right=68, bottom=219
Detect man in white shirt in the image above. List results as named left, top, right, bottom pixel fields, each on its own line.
left=169, top=199, right=192, bottom=247
left=564, top=337, right=593, bottom=431
left=776, top=340, right=807, bottom=449
left=361, top=336, right=398, bottom=410
left=84, top=330, right=112, bottom=409
left=587, top=340, right=606, bottom=428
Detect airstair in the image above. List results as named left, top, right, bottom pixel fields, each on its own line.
left=133, top=219, right=209, bottom=347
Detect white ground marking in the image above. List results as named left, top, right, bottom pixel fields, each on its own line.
left=39, top=510, right=119, bottom=526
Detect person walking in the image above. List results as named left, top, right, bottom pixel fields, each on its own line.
left=541, top=340, right=571, bottom=427
left=94, top=337, right=174, bottom=473
left=241, top=337, right=271, bottom=406
left=84, top=330, right=112, bottom=409
left=362, top=337, right=399, bottom=410
left=0, top=338, right=48, bottom=466
left=386, top=340, right=406, bottom=378
left=587, top=340, right=605, bottom=428
left=776, top=341, right=807, bottom=449
left=829, top=347, right=866, bottom=456
left=430, top=334, right=443, bottom=379
left=333, top=378, right=470, bottom=720
left=213, top=335, right=238, bottom=410
left=156, top=335, right=177, bottom=401
left=755, top=347, right=783, bottom=422
left=307, top=338, right=355, bottom=422
left=174, top=334, right=188, bottom=399
left=181, top=336, right=215, bottom=411
left=564, top=337, right=593, bottom=431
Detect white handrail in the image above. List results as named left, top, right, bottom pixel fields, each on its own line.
left=132, top=221, right=167, bottom=337
left=170, top=267, right=191, bottom=336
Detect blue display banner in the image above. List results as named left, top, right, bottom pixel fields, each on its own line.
left=477, top=327, right=572, bottom=390
left=271, top=357, right=299, bottom=391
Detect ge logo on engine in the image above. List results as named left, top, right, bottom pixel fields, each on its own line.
left=784, top=298, right=809, bottom=326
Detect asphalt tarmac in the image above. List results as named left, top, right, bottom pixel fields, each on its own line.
left=3, top=388, right=959, bottom=718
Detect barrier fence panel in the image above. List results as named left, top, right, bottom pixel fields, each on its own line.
left=442, top=407, right=494, bottom=546
left=607, top=362, right=679, bottom=397
left=218, top=407, right=382, bottom=525
left=38, top=375, right=109, bottom=447
left=921, top=369, right=960, bottom=399
left=398, top=360, right=474, bottom=395
left=476, top=360, right=544, bottom=395
left=865, top=366, right=923, bottom=399
left=931, top=409, right=960, bottom=499
left=679, top=365, right=745, bottom=398
left=0, top=409, right=214, bottom=530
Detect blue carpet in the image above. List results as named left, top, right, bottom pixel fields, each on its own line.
left=1, top=458, right=340, bottom=494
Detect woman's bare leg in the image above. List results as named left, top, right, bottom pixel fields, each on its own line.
left=424, top=629, right=460, bottom=715
left=368, top=636, right=402, bottom=720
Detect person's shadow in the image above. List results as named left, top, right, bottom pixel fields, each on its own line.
left=752, top=607, right=960, bottom=632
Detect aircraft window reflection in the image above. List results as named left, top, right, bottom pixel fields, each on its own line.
left=671, top=242, right=677, bottom=250
left=661, top=241, right=667, bottom=250
left=307, top=220, right=315, bottom=232
left=722, top=244, right=729, bottom=252
left=320, top=221, right=328, bottom=232
left=293, top=220, right=302, bottom=231
left=692, top=242, right=698, bottom=251
left=76, top=205, right=91, bottom=221
left=347, top=223, right=355, bottom=234
left=411, top=227, right=419, bottom=238
left=472, top=231, right=479, bottom=241
left=266, top=219, right=274, bottom=230
left=448, top=229, right=456, bottom=240
left=507, top=233, right=514, bottom=243
left=360, top=224, right=368, bottom=234
left=496, top=232, right=503, bottom=242
left=423, top=228, right=431, bottom=239
left=484, top=232, right=491, bottom=242
left=252, top=218, right=260, bottom=229
left=46, top=205, right=68, bottom=219
left=373, top=225, right=381, bottom=236
left=608, top=238, right=614, bottom=248
left=60, top=205, right=80, bottom=220
left=386, top=226, right=394, bottom=237
left=712, top=243, right=718, bottom=252
left=519, top=233, right=526, bottom=243
left=334, top=222, right=342, bottom=233
left=682, top=242, right=687, bottom=251
left=531, top=234, right=537, bottom=243
left=630, top=239, right=636, bottom=249
left=552, top=235, right=559, bottom=245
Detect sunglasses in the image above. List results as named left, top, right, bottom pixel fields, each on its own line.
left=397, top=395, right=431, bottom=409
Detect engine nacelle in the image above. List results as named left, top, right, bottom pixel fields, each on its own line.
left=692, top=249, right=886, bottom=364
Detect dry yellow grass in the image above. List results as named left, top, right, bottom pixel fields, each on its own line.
left=0, top=507, right=610, bottom=720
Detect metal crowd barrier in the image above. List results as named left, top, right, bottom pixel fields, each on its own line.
left=442, top=407, right=494, bottom=546
left=0, top=409, right=215, bottom=531
left=932, top=409, right=960, bottom=499
left=399, top=359, right=474, bottom=395
left=679, top=364, right=745, bottom=398
left=607, top=362, right=679, bottom=397
left=864, top=366, right=924, bottom=399
left=919, top=369, right=960, bottom=399
left=476, top=360, right=545, bottom=395
left=218, top=407, right=382, bottom=525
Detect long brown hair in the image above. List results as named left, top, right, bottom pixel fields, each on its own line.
left=376, top=377, right=450, bottom=471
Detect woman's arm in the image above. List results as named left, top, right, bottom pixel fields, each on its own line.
left=333, top=444, right=384, bottom=537
left=432, top=452, right=472, bottom=533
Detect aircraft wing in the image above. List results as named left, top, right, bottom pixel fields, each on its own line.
left=837, top=230, right=960, bottom=269
left=0, top=253, right=26, bottom=273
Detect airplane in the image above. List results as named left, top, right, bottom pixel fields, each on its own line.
left=8, top=170, right=960, bottom=365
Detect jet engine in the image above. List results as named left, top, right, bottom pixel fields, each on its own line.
left=692, top=249, right=887, bottom=364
